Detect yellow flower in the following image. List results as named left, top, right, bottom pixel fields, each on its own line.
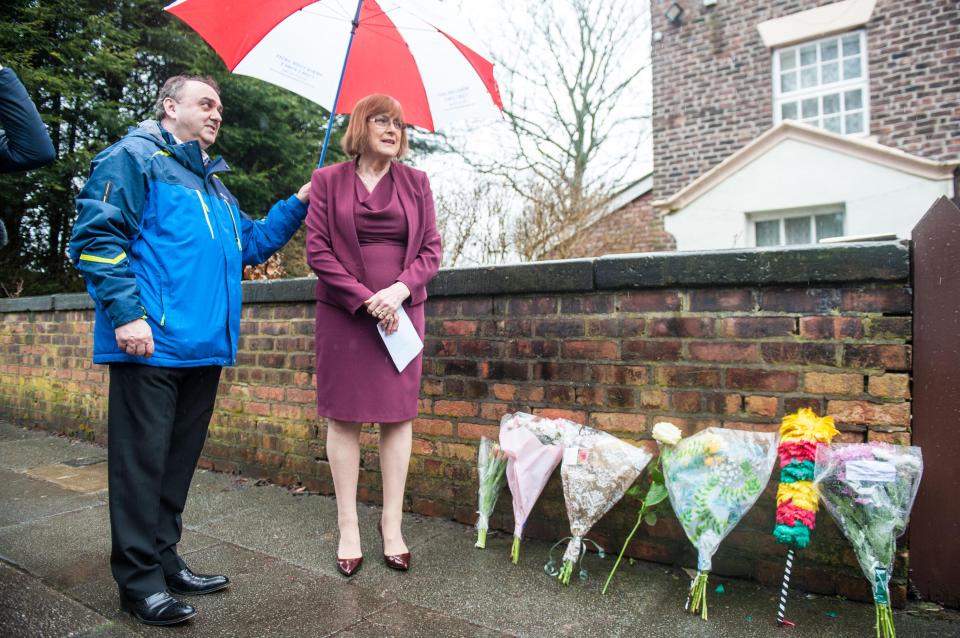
left=779, top=408, right=839, bottom=444
left=776, top=481, right=819, bottom=511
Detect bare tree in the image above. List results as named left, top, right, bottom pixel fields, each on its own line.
left=448, top=0, right=650, bottom=261
left=435, top=179, right=515, bottom=267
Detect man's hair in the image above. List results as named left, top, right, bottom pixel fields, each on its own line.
left=341, top=94, right=409, bottom=159
left=153, top=75, right=221, bottom=121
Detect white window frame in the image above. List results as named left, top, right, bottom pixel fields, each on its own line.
left=772, top=30, right=870, bottom=137
left=748, top=205, right=847, bottom=247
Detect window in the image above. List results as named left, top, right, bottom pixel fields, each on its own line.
left=773, top=31, right=869, bottom=136
left=751, top=206, right=845, bottom=247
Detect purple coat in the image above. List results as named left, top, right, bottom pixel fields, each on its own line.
left=305, top=160, right=442, bottom=312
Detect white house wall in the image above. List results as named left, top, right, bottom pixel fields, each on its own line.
left=663, top=139, right=953, bottom=251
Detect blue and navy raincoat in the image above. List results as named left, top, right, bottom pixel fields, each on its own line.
left=70, top=121, right=306, bottom=367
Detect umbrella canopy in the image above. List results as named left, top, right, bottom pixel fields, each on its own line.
left=164, top=0, right=503, bottom=132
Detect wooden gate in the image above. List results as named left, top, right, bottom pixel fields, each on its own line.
left=910, top=195, right=960, bottom=608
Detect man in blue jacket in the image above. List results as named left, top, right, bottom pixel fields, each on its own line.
left=70, top=75, right=309, bottom=626
left=1, top=63, right=57, bottom=247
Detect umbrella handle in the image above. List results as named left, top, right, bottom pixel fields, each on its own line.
left=317, top=0, right=365, bottom=168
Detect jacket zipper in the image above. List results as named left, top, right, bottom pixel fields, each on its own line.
left=102, top=181, right=113, bottom=202
left=222, top=197, right=242, bottom=251
left=158, top=282, right=166, bottom=328
left=195, top=190, right=215, bottom=238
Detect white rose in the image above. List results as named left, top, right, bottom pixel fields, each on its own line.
left=652, top=421, right=682, bottom=446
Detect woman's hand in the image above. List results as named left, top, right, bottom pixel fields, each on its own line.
left=365, top=282, right=410, bottom=322
left=378, top=313, right=400, bottom=335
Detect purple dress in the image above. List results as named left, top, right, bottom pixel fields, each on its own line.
left=313, top=169, right=425, bottom=423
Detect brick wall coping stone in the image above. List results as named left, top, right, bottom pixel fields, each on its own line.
left=0, top=241, right=908, bottom=313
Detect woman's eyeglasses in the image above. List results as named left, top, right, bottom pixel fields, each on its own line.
left=369, top=115, right=405, bottom=130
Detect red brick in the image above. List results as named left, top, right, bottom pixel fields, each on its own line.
left=534, top=362, right=589, bottom=382
left=441, top=320, right=477, bottom=336
left=867, top=430, right=911, bottom=446
left=745, top=395, right=778, bottom=417
left=721, top=317, right=797, bottom=338
left=726, top=368, right=798, bottom=392
left=619, top=290, right=681, bottom=312
left=535, top=318, right=585, bottom=337
left=784, top=397, right=824, bottom=414
left=253, top=386, right=285, bottom=401
left=654, top=365, right=720, bottom=388
left=499, top=296, right=558, bottom=316
left=533, top=408, right=587, bottom=423
left=545, top=385, right=575, bottom=404
left=622, top=340, right=681, bottom=362
left=647, top=317, right=714, bottom=338
left=479, top=403, right=510, bottom=421
left=592, top=365, right=648, bottom=385
left=761, top=342, right=837, bottom=366
left=841, top=287, right=912, bottom=313
left=410, top=438, right=435, bottom=455
left=618, top=318, right=645, bottom=337
left=864, top=317, right=912, bottom=340
left=605, top=386, right=636, bottom=408
left=804, top=372, right=863, bottom=396
left=868, top=374, right=910, bottom=399
left=414, top=418, right=454, bottom=437
left=760, top=288, right=842, bottom=313
left=561, top=340, right=619, bottom=360
left=561, top=296, right=615, bottom=314
left=432, top=400, right=478, bottom=417
left=285, top=388, right=315, bottom=404
left=689, top=341, right=760, bottom=363
left=671, top=391, right=701, bottom=413
left=518, top=386, right=545, bottom=402
left=799, top=317, right=864, bottom=339
left=479, top=361, right=529, bottom=381
left=589, top=412, right=646, bottom=434
left=689, top=289, right=754, bottom=311
left=422, top=379, right=443, bottom=396
left=723, top=420, right=779, bottom=433
left=827, top=400, right=911, bottom=427
left=843, top=344, right=911, bottom=371
left=493, top=384, right=516, bottom=401
left=574, top=385, right=604, bottom=406
left=457, top=422, right=499, bottom=440
left=510, top=340, right=559, bottom=358
left=640, top=389, right=667, bottom=410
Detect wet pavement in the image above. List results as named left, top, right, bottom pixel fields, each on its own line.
left=0, top=420, right=958, bottom=637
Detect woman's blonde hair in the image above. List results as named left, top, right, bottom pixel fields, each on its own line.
left=341, top=94, right=409, bottom=159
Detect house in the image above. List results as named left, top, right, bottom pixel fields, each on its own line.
left=569, top=0, right=959, bottom=255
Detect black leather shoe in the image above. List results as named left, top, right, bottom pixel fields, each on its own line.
left=121, top=591, right=196, bottom=626
left=165, top=567, right=230, bottom=595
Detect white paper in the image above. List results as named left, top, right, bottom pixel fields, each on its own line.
left=845, top=460, right=896, bottom=483
left=563, top=447, right=580, bottom=467
left=377, top=306, right=423, bottom=372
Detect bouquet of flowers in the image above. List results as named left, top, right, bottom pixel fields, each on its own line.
left=556, top=427, right=652, bottom=584
left=499, top=417, right=563, bottom=564
left=602, top=421, right=683, bottom=594
left=475, top=436, right=508, bottom=549
left=772, top=409, right=839, bottom=626
left=662, top=427, right=777, bottom=620
left=815, top=442, right=923, bottom=638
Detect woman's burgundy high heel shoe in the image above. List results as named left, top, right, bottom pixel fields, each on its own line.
left=377, top=521, right=410, bottom=571
left=336, top=555, right=363, bottom=577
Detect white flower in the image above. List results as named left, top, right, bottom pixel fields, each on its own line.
left=652, top=421, right=683, bottom=446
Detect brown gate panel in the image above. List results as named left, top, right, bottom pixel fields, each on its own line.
left=911, top=195, right=960, bottom=608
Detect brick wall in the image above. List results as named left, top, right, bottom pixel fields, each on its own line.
left=651, top=0, right=960, bottom=201
left=546, top=191, right=677, bottom=258
left=0, top=242, right=913, bottom=604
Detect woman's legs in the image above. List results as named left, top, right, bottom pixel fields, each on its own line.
left=379, top=420, right=413, bottom=555
left=327, top=419, right=363, bottom=559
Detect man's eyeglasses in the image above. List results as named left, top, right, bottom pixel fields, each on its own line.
left=369, top=115, right=405, bottom=130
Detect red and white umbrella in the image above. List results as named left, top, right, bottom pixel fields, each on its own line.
left=164, top=0, right=503, bottom=136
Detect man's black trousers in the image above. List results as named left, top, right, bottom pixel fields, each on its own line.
left=107, top=363, right=222, bottom=600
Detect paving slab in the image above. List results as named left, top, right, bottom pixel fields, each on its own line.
left=26, top=460, right=109, bottom=493
left=329, top=600, right=512, bottom=638
left=0, top=561, right=112, bottom=638
left=68, top=541, right=396, bottom=638
left=0, top=467, right=105, bottom=527
left=0, top=435, right=106, bottom=471
left=0, top=504, right=220, bottom=591
left=0, top=421, right=49, bottom=442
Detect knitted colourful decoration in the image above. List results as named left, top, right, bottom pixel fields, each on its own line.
left=773, top=408, right=839, bottom=548
left=772, top=408, right=839, bottom=627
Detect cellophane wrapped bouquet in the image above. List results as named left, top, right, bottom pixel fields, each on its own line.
left=475, top=436, right=508, bottom=549
left=814, top=442, right=923, bottom=638
left=662, top=427, right=777, bottom=619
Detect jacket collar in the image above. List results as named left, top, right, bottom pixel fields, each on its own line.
left=132, top=120, right=231, bottom=178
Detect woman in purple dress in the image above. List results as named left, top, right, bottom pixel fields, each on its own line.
left=305, top=94, right=441, bottom=577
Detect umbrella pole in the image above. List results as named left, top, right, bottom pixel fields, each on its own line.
left=317, top=0, right=365, bottom=168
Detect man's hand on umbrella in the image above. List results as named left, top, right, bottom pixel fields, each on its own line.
left=115, top=319, right=154, bottom=358
left=296, top=182, right=310, bottom=203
